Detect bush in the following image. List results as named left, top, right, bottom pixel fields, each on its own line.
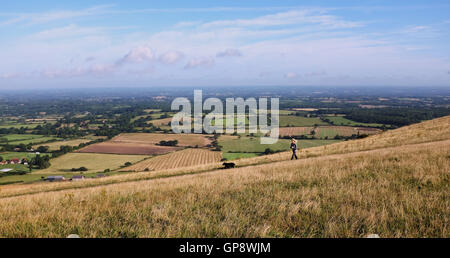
left=124, top=162, right=132, bottom=167
left=104, top=169, right=110, bottom=173
left=71, top=167, right=88, bottom=172
left=159, top=140, right=178, bottom=146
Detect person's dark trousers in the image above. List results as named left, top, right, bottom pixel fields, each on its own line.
left=291, top=150, right=298, bottom=160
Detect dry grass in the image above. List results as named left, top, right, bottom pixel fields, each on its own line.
left=148, top=118, right=172, bottom=126
left=0, top=116, right=448, bottom=237
left=0, top=139, right=447, bottom=237
left=33, top=137, right=103, bottom=151
left=1, top=116, right=448, bottom=198
left=123, top=148, right=222, bottom=172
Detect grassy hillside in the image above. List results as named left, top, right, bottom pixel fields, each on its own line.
left=0, top=116, right=448, bottom=237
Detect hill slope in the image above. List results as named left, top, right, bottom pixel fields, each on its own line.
left=0, top=116, right=449, bottom=237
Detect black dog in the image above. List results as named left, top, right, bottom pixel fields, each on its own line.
left=223, top=162, right=236, bottom=169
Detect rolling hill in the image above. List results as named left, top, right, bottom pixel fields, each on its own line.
left=0, top=116, right=448, bottom=237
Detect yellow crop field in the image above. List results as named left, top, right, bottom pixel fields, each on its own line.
left=123, top=148, right=222, bottom=172
left=149, top=117, right=172, bottom=126
left=34, top=139, right=89, bottom=151
left=36, top=153, right=148, bottom=174
left=279, top=127, right=314, bottom=136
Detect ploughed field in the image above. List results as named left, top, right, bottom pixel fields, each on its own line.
left=122, top=148, right=222, bottom=172
left=77, top=142, right=181, bottom=155
left=77, top=133, right=212, bottom=155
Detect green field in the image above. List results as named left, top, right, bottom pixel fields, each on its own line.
left=0, top=134, right=60, bottom=145
left=279, top=116, right=329, bottom=127
left=0, top=123, right=41, bottom=129
left=316, top=128, right=339, bottom=138
left=219, top=136, right=340, bottom=154
left=0, top=134, right=61, bottom=145
left=0, top=164, right=28, bottom=172
left=326, top=116, right=385, bottom=127
left=9, top=137, right=61, bottom=145
left=0, top=152, right=49, bottom=160
left=222, top=152, right=259, bottom=161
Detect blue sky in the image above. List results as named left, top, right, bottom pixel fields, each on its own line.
left=0, top=0, right=449, bottom=88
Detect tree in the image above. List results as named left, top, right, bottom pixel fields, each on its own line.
left=36, top=146, right=49, bottom=153
left=124, top=162, right=132, bottom=166
left=0, top=156, right=3, bottom=162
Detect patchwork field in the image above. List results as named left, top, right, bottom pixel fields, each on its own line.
left=112, top=133, right=212, bottom=147
left=77, top=133, right=212, bottom=155
left=36, top=153, right=148, bottom=174
left=123, top=148, right=222, bottom=172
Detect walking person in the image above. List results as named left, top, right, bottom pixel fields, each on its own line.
left=290, top=138, right=298, bottom=160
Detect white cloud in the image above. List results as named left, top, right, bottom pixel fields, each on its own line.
left=305, top=70, right=327, bottom=77
left=216, top=48, right=242, bottom=57
left=0, top=5, right=114, bottom=26
left=184, top=57, right=215, bottom=69
left=201, top=9, right=363, bottom=29
left=285, top=72, right=298, bottom=78
left=159, top=51, right=184, bottom=64
left=116, top=46, right=154, bottom=65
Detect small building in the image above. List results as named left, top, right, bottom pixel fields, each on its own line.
left=46, top=176, right=66, bottom=182
left=9, top=158, right=20, bottom=164
left=71, top=175, right=85, bottom=181
left=0, top=168, right=13, bottom=172
left=96, top=174, right=106, bottom=178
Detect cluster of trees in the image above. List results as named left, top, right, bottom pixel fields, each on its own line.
left=342, top=108, right=450, bottom=127
left=30, top=155, right=51, bottom=169
left=158, top=140, right=178, bottom=146
left=71, top=167, right=88, bottom=172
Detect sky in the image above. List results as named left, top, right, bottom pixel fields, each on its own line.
left=0, top=0, right=449, bottom=88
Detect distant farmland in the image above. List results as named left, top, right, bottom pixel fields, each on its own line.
left=316, top=126, right=381, bottom=138
left=77, top=142, right=181, bottom=155
left=279, top=116, right=329, bottom=127
left=77, top=133, right=212, bottom=155
left=112, top=133, right=212, bottom=147
left=123, top=148, right=222, bottom=172
left=279, top=126, right=382, bottom=138
left=36, top=153, right=148, bottom=174
left=33, top=136, right=105, bottom=151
